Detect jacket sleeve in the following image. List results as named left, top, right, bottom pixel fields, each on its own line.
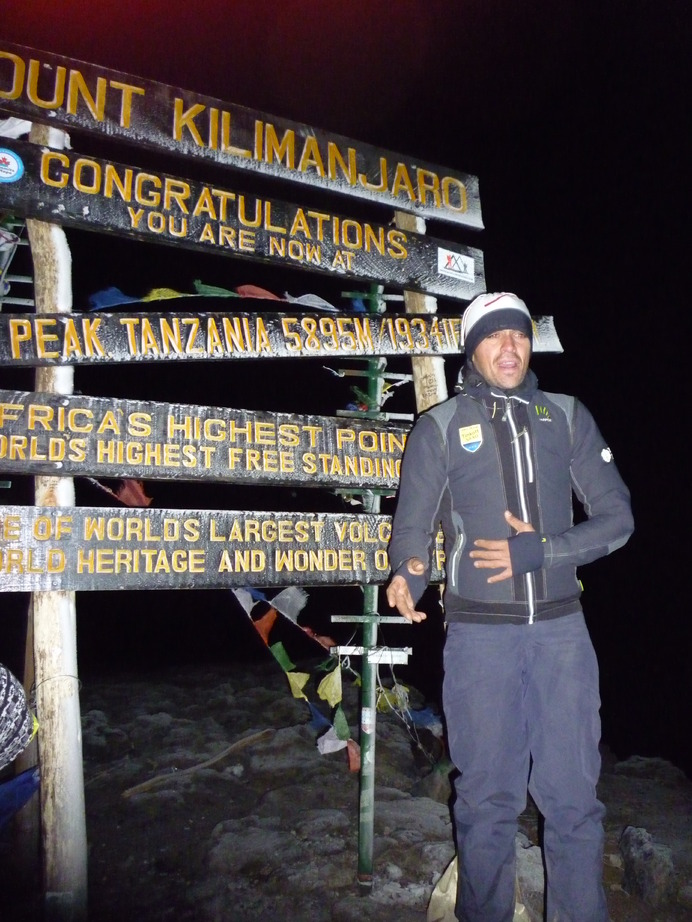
left=541, top=399, right=634, bottom=568
left=387, top=413, right=448, bottom=601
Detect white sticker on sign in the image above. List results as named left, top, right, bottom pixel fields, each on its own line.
left=437, top=247, right=475, bottom=282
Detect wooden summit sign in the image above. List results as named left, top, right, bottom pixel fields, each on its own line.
left=0, top=307, right=461, bottom=365
left=0, top=388, right=409, bottom=489
left=0, top=139, right=484, bottom=301
left=0, top=505, right=446, bottom=592
left=0, top=307, right=562, bottom=366
left=0, top=42, right=483, bottom=229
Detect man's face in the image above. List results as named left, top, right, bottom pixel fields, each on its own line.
left=472, top=328, right=531, bottom=389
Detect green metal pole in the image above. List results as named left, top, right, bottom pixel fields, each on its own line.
left=357, top=586, right=378, bottom=888
left=357, top=284, right=385, bottom=889
left=345, top=272, right=441, bottom=889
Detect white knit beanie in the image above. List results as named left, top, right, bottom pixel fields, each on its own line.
left=461, top=292, right=532, bottom=358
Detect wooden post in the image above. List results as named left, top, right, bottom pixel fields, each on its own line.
left=27, top=122, right=88, bottom=921
left=395, top=212, right=449, bottom=410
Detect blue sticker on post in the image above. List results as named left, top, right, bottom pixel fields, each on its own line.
left=0, top=147, right=25, bottom=183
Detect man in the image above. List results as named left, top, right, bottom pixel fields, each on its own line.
left=386, top=292, right=633, bottom=922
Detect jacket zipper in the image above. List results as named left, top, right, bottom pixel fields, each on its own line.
left=449, top=535, right=464, bottom=592
left=503, top=398, right=536, bottom=624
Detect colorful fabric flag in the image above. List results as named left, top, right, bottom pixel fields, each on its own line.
left=0, top=227, right=19, bottom=251
left=284, top=292, right=338, bottom=312
left=307, top=702, right=332, bottom=732
left=346, top=739, right=361, bottom=772
left=0, top=768, right=40, bottom=829
left=332, top=704, right=351, bottom=741
left=377, top=683, right=410, bottom=714
left=317, top=666, right=343, bottom=708
left=286, top=672, right=311, bottom=700
left=270, top=587, right=308, bottom=622
left=88, top=286, right=140, bottom=310
left=235, top=284, right=282, bottom=300
left=0, top=117, right=31, bottom=139
left=140, top=287, right=191, bottom=302
left=193, top=280, right=239, bottom=298
left=253, top=608, right=278, bottom=645
left=231, top=588, right=257, bottom=617
left=299, top=625, right=336, bottom=651
left=115, top=480, right=152, bottom=507
left=84, top=478, right=152, bottom=507
left=408, top=706, right=445, bottom=738
left=269, top=642, right=295, bottom=673
left=316, top=726, right=348, bottom=755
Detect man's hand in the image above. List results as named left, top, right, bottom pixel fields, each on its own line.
left=469, top=510, right=535, bottom=583
left=385, top=558, right=427, bottom=622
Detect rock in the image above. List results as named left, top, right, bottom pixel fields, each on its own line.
left=516, top=835, right=545, bottom=922
left=7, top=663, right=690, bottom=922
left=614, top=756, right=688, bottom=786
left=679, top=884, right=692, bottom=909
left=619, top=825, right=676, bottom=907
left=411, top=759, right=453, bottom=804
left=81, top=708, right=131, bottom=760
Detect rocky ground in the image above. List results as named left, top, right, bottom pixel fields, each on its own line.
left=2, top=660, right=691, bottom=921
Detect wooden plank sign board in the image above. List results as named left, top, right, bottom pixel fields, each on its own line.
left=0, top=505, right=446, bottom=591
left=0, top=308, right=562, bottom=365
left=0, top=42, right=483, bottom=229
left=0, top=389, right=409, bottom=489
left=0, top=139, right=485, bottom=301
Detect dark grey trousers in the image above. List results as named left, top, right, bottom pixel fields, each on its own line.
left=443, top=613, right=609, bottom=922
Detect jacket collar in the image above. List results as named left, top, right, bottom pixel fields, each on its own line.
left=458, top=362, right=539, bottom=402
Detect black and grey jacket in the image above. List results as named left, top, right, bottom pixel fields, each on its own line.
left=388, top=367, right=634, bottom=625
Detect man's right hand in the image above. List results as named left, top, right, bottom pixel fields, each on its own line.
left=385, top=558, right=428, bottom=623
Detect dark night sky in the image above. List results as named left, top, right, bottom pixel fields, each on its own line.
left=1, top=2, right=690, bottom=772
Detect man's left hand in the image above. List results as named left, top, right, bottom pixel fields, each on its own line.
left=470, top=510, right=535, bottom=583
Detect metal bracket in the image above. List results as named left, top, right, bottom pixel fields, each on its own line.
left=332, top=645, right=412, bottom=665
left=335, top=409, right=414, bottom=421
